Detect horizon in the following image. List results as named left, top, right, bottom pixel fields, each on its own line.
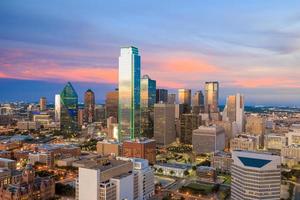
left=1, top=1, right=300, bottom=106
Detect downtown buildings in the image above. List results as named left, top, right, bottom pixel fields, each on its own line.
left=84, top=89, right=95, bottom=123
left=205, top=81, right=219, bottom=114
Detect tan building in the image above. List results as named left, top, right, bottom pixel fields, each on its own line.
left=178, top=89, right=191, bottom=106
left=154, top=103, right=176, bottom=146
left=230, top=134, right=259, bottom=152
left=39, top=97, right=47, bottom=111
left=122, top=138, right=156, bottom=164
left=281, top=145, right=300, bottom=167
left=264, top=133, right=287, bottom=150
left=105, top=89, right=119, bottom=120
left=245, top=115, right=266, bottom=136
left=211, top=151, right=232, bottom=173
left=204, top=81, right=219, bottom=113
left=97, top=140, right=121, bottom=156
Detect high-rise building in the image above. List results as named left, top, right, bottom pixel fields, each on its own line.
left=55, top=94, right=61, bottom=122
left=180, top=114, right=201, bottom=144
left=140, top=75, right=156, bottom=138
left=118, top=46, right=141, bottom=141
left=223, top=93, right=245, bottom=134
left=231, top=151, right=281, bottom=200
left=39, top=97, right=47, bottom=111
left=178, top=89, right=191, bottom=106
left=78, top=108, right=84, bottom=127
left=154, top=103, right=176, bottom=146
left=192, top=125, right=225, bottom=154
left=60, top=82, right=78, bottom=133
left=245, top=115, right=266, bottom=136
left=168, top=93, right=176, bottom=104
left=105, top=89, right=119, bottom=120
left=122, top=138, right=156, bottom=164
left=205, top=81, right=219, bottom=113
left=156, top=89, right=168, bottom=103
left=192, top=91, right=204, bottom=114
left=84, top=89, right=95, bottom=123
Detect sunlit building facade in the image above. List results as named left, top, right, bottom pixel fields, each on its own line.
left=60, top=82, right=78, bottom=133
left=140, top=75, right=156, bottom=138
left=118, top=46, right=141, bottom=140
left=106, top=89, right=119, bottom=120
left=39, top=97, right=47, bottom=111
left=84, top=89, right=95, bottom=123
left=205, top=81, right=219, bottom=113
left=178, top=88, right=191, bottom=106
left=55, top=94, right=61, bottom=122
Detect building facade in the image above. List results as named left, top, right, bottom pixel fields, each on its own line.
left=204, top=81, right=219, bottom=114
left=84, top=89, right=95, bottom=123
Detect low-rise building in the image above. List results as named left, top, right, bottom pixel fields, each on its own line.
left=211, top=151, right=232, bottom=173
left=97, top=140, right=121, bottom=157
left=154, top=163, right=191, bottom=178
left=230, top=134, right=259, bottom=152
left=264, top=133, right=287, bottom=150
left=196, top=166, right=216, bottom=183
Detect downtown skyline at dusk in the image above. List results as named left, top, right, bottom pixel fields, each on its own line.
left=1, top=0, right=300, bottom=105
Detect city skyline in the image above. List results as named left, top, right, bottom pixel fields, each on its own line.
left=1, top=1, right=300, bottom=106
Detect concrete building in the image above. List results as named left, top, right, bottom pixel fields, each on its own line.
left=84, top=89, right=96, bottom=123
left=17, top=121, right=41, bottom=130
left=122, top=138, right=156, bottom=164
left=287, top=130, right=300, bottom=146
left=192, top=125, right=225, bottom=154
left=154, top=163, right=191, bottom=178
left=33, top=114, right=52, bottom=126
left=230, top=134, right=260, bottom=152
left=178, top=89, right=191, bottom=106
left=167, top=93, right=176, bottom=104
left=180, top=113, right=201, bottom=144
left=211, top=151, right=232, bottom=173
left=0, top=158, right=16, bottom=170
left=231, top=151, right=281, bottom=200
left=281, top=145, right=300, bottom=167
left=264, top=133, right=287, bottom=151
left=28, top=151, right=55, bottom=168
left=154, top=103, right=176, bottom=146
left=245, top=115, right=266, bottom=136
left=97, top=140, right=121, bottom=157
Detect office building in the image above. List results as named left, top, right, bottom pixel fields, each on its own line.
left=39, top=97, right=47, bottom=111
left=84, top=89, right=95, bottom=123
left=156, top=89, right=168, bottom=103
left=192, top=125, right=225, bottom=154
left=211, top=151, right=232, bottom=173
left=178, top=88, right=191, bottom=107
left=230, top=134, right=259, bottom=152
left=231, top=151, right=281, bottom=200
left=287, top=130, right=300, bottom=146
left=140, top=75, right=156, bottom=138
left=223, top=93, right=245, bottom=134
left=192, top=91, right=204, bottom=114
left=204, top=81, right=219, bottom=113
left=281, top=145, right=300, bottom=167
left=154, top=103, right=176, bottom=146
left=168, top=93, right=176, bottom=104
left=55, top=94, right=61, bottom=122
left=60, top=82, right=78, bottom=133
left=122, top=138, right=156, bottom=164
left=97, top=140, right=121, bottom=157
left=180, top=114, right=201, bottom=144
left=118, top=46, right=141, bottom=140
left=264, top=134, right=287, bottom=151
left=245, top=115, right=266, bottom=136
left=105, top=89, right=119, bottom=120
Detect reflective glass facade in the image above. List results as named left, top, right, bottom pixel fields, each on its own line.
left=141, top=75, right=156, bottom=138
left=118, top=46, right=141, bottom=140
left=205, top=81, right=219, bottom=113
left=60, top=82, right=78, bottom=133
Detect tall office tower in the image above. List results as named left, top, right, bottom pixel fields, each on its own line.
left=54, top=94, right=61, bottom=122
left=60, top=82, right=78, bottom=133
left=231, top=151, right=281, bottom=200
left=78, top=108, right=84, bottom=127
left=118, top=46, right=141, bottom=141
left=205, top=81, right=219, bottom=114
left=192, top=91, right=204, bottom=114
left=180, top=114, right=201, bottom=144
left=140, top=75, right=156, bottom=138
left=156, top=89, right=168, bottom=103
left=84, top=89, right=95, bottom=123
left=77, top=159, right=134, bottom=200
left=154, top=103, right=176, bottom=146
left=178, top=89, right=191, bottom=106
left=192, top=125, right=225, bottom=154
left=168, top=93, right=176, bottom=104
left=105, top=89, right=119, bottom=120
left=39, top=97, right=47, bottom=111
left=223, top=93, right=245, bottom=135
left=122, top=138, right=156, bottom=164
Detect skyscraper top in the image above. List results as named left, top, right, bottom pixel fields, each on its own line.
left=120, top=46, right=139, bottom=55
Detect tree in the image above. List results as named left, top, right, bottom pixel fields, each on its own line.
left=158, top=168, right=163, bottom=174
left=192, top=166, right=197, bottom=171
left=184, top=170, right=190, bottom=176
left=170, top=170, right=175, bottom=176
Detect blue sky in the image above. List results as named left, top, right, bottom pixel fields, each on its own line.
left=0, top=0, right=300, bottom=105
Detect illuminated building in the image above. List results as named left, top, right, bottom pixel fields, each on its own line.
left=60, top=82, right=78, bottom=133
left=204, top=81, right=219, bottom=114
left=55, top=94, right=61, bottom=122
left=105, top=89, right=119, bottom=120
left=140, top=75, right=156, bottom=138
left=178, top=88, right=191, bottom=106
left=84, top=89, right=95, bottom=123
left=118, top=46, right=141, bottom=140
left=180, top=113, right=201, bottom=144
left=192, top=90, right=204, bottom=114
left=39, top=97, right=47, bottom=111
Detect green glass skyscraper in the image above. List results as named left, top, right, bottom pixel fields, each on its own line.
left=60, top=82, right=78, bottom=134
left=118, top=46, right=141, bottom=141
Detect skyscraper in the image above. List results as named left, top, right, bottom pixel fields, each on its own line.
left=84, top=89, right=95, bottom=123
left=205, top=81, right=219, bottom=113
left=192, top=91, right=204, bottom=114
left=54, top=94, right=61, bottom=122
left=154, top=103, right=176, bottom=146
left=39, top=97, right=47, bottom=111
left=60, top=82, right=78, bottom=133
left=118, top=46, right=141, bottom=140
left=231, top=151, right=281, bottom=200
left=223, top=93, right=245, bottom=134
left=180, top=113, right=201, bottom=144
left=156, top=89, right=168, bottom=103
left=140, top=75, right=156, bottom=138
left=178, top=89, right=191, bottom=106
left=167, top=93, right=176, bottom=104
left=105, top=89, right=119, bottom=120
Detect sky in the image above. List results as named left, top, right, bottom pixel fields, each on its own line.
left=0, top=0, right=300, bottom=105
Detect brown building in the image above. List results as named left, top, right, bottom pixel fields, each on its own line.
left=122, top=138, right=156, bottom=164
left=97, top=140, right=122, bottom=157
left=0, top=164, right=55, bottom=200
left=84, top=89, right=95, bottom=123
left=78, top=108, right=84, bottom=127
left=39, top=97, right=47, bottom=111
left=180, top=114, right=201, bottom=144
left=105, top=89, right=119, bottom=120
